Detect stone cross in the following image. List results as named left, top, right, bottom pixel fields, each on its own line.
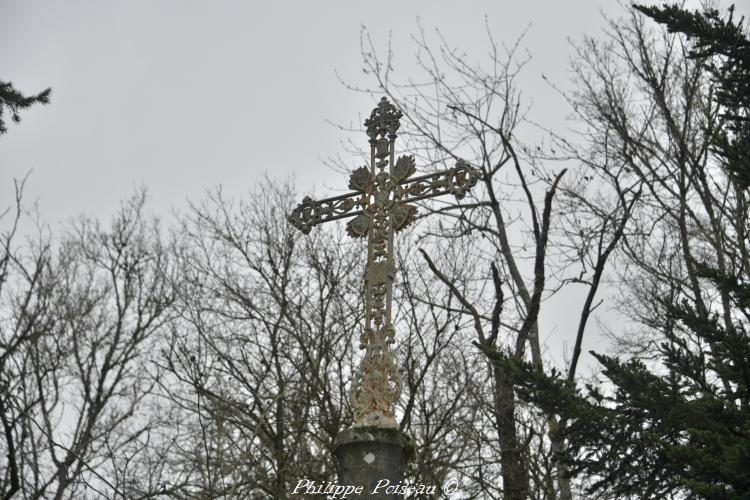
left=289, top=97, right=480, bottom=428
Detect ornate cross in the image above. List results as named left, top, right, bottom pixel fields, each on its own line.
left=289, top=97, right=481, bottom=428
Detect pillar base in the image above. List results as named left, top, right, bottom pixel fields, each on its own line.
left=332, top=427, right=415, bottom=499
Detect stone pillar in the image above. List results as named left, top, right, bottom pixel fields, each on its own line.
left=332, top=427, right=414, bottom=499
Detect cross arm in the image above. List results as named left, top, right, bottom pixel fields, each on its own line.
left=398, top=160, right=482, bottom=204
left=288, top=190, right=366, bottom=234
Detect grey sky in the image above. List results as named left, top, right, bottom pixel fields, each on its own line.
left=1, top=0, right=633, bottom=222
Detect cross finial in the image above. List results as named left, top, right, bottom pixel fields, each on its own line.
left=364, top=97, right=403, bottom=141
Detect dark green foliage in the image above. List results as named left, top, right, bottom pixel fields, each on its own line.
left=491, top=5, right=750, bottom=498
left=634, top=4, right=750, bottom=189
left=0, top=80, right=51, bottom=135
left=488, top=278, right=750, bottom=498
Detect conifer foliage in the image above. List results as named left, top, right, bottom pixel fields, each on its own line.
left=634, top=4, right=749, bottom=190
left=493, top=4, right=750, bottom=499
left=0, top=80, right=51, bottom=135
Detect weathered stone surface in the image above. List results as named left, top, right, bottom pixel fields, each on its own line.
left=332, top=427, right=415, bottom=499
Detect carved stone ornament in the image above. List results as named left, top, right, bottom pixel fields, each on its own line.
left=350, top=325, right=402, bottom=428
left=364, top=97, right=403, bottom=140
left=348, top=166, right=373, bottom=192
left=400, top=160, right=482, bottom=204
left=448, top=160, right=481, bottom=199
left=288, top=196, right=316, bottom=234
left=392, top=155, right=416, bottom=182
left=391, top=204, right=417, bottom=232
left=287, top=98, right=481, bottom=429
left=346, top=214, right=371, bottom=238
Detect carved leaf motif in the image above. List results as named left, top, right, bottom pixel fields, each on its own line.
left=346, top=213, right=371, bottom=238
left=392, top=155, right=416, bottom=182
left=350, top=323, right=402, bottom=427
left=348, top=166, right=372, bottom=192
left=391, top=204, right=417, bottom=232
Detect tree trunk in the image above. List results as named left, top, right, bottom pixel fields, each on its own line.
left=548, top=418, right=572, bottom=500
left=492, top=363, right=528, bottom=500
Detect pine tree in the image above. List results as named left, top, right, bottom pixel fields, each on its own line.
left=634, top=4, right=749, bottom=189
left=490, top=275, right=750, bottom=498
left=0, top=80, right=51, bottom=135
left=485, top=5, right=750, bottom=499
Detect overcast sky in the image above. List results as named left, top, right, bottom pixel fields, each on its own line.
left=2, top=0, right=646, bottom=221
left=2, top=0, right=743, bottom=372
left=4, top=0, right=744, bottom=218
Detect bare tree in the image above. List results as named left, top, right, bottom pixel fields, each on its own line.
left=1, top=186, right=179, bottom=499
left=394, top=236, right=500, bottom=499
left=563, top=5, right=741, bottom=356
left=0, top=176, right=51, bottom=500
left=342, top=16, right=641, bottom=499
left=150, top=177, right=518, bottom=499
left=504, top=5, right=750, bottom=498
left=157, top=179, right=363, bottom=499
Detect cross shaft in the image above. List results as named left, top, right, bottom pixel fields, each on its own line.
left=289, top=97, right=480, bottom=428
